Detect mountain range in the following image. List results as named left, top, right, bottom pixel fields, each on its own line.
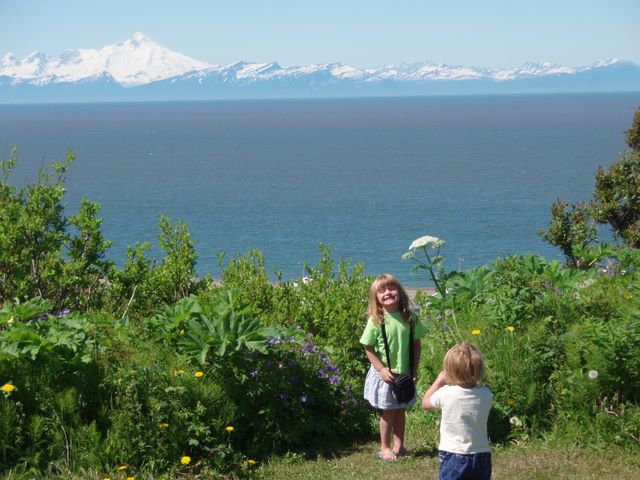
left=1, top=32, right=639, bottom=103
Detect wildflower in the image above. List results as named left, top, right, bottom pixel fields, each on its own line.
left=299, top=394, right=308, bottom=404
left=1, top=383, right=16, bottom=394
left=180, top=456, right=191, bottom=465
left=194, top=371, right=204, bottom=378
left=159, top=423, right=169, bottom=428
left=506, top=326, right=515, bottom=332
left=127, top=477, right=135, bottom=480
left=103, top=478, right=111, bottom=480
left=507, top=399, right=516, bottom=407
left=225, top=425, right=234, bottom=433
left=174, top=369, right=185, bottom=376
left=117, top=465, right=128, bottom=471
left=250, top=369, right=260, bottom=377
left=247, top=459, right=257, bottom=467
left=408, top=235, right=444, bottom=250
left=471, top=329, right=481, bottom=335
left=588, top=370, right=599, bottom=379
left=329, top=375, right=341, bottom=385
left=401, top=251, right=415, bottom=260
left=509, top=416, right=522, bottom=427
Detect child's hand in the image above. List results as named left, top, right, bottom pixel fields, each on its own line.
left=378, top=367, right=395, bottom=384
left=435, top=371, right=448, bottom=386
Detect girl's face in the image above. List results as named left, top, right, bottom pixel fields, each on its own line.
left=376, top=283, right=400, bottom=312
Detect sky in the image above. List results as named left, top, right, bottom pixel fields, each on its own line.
left=1, top=0, right=639, bottom=69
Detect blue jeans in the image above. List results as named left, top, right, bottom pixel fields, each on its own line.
left=438, top=451, right=492, bottom=480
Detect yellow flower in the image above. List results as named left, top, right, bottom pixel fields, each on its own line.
left=117, top=465, right=128, bottom=471
left=247, top=459, right=257, bottom=467
left=174, top=369, right=185, bottom=376
left=506, top=326, right=515, bottom=332
left=103, top=477, right=111, bottom=480
left=159, top=422, right=169, bottom=428
left=1, top=383, right=16, bottom=393
left=194, top=371, right=204, bottom=378
left=471, top=329, right=481, bottom=335
left=226, top=425, right=234, bottom=433
left=180, top=456, right=191, bottom=465
left=127, top=477, right=135, bottom=480
left=507, top=399, right=516, bottom=407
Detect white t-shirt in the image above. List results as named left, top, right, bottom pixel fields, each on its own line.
left=429, top=385, right=492, bottom=454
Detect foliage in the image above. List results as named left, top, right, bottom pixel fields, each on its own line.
left=538, top=200, right=596, bottom=266
left=592, top=148, right=640, bottom=248
left=106, top=215, right=205, bottom=318
left=540, top=106, right=640, bottom=259
left=0, top=148, right=113, bottom=310
left=413, top=242, right=640, bottom=447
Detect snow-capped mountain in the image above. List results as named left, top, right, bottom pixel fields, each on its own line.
left=0, top=32, right=212, bottom=86
left=1, top=33, right=639, bottom=103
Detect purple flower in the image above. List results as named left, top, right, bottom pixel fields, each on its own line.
left=55, top=308, right=72, bottom=318
left=250, top=369, right=260, bottom=378
left=299, top=394, right=308, bottom=404
left=266, top=336, right=283, bottom=346
left=301, top=343, right=320, bottom=354
left=317, top=369, right=327, bottom=378
left=329, top=375, right=341, bottom=385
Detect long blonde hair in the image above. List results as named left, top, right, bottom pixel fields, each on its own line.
left=367, top=273, right=412, bottom=326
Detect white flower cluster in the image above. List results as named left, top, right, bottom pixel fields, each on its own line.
left=409, top=235, right=445, bottom=250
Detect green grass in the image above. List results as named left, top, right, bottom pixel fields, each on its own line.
left=257, top=441, right=640, bottom=480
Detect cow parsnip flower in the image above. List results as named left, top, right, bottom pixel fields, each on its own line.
left=409, top=235, right=444, bottom=250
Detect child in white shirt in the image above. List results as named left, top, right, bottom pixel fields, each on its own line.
left=422, top=342, right=492, bottom=480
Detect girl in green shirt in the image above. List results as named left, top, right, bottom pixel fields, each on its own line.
left=360, top=273, right=426, bottom=461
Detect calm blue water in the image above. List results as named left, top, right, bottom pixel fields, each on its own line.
left=1, top=94, right=639, bottom=286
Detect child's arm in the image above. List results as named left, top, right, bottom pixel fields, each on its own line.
left=364, top=345, right=395, bottom=384
left=422, top=371, right=447, bottom=411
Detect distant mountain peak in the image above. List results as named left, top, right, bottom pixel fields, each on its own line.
left=0, top=34, right=638, bottom=102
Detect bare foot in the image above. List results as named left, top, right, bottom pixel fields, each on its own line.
left=376, top=450, right=398, bottom=461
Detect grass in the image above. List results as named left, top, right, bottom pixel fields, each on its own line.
left=257, top=440, right=640, bottom=480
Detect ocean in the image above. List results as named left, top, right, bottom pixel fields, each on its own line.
left=1, top=93, right=639, bottom=286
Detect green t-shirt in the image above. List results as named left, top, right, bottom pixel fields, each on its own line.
left=359, top=311, right=427, bottom=374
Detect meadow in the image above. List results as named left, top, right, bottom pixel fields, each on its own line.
left=0, top=109, right=639, bottom=479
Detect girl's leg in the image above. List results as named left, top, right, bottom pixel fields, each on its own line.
left=379, top=409, right=397, bottom=459
left=391, top=408, right=407, bottom=454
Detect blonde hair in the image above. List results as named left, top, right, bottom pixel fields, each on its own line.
left=367, top=273, right=412, bottom=326
left=443, top=342, right=484, bottom=387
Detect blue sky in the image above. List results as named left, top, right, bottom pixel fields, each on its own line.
left=2, top=0, right=639, bottom=68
